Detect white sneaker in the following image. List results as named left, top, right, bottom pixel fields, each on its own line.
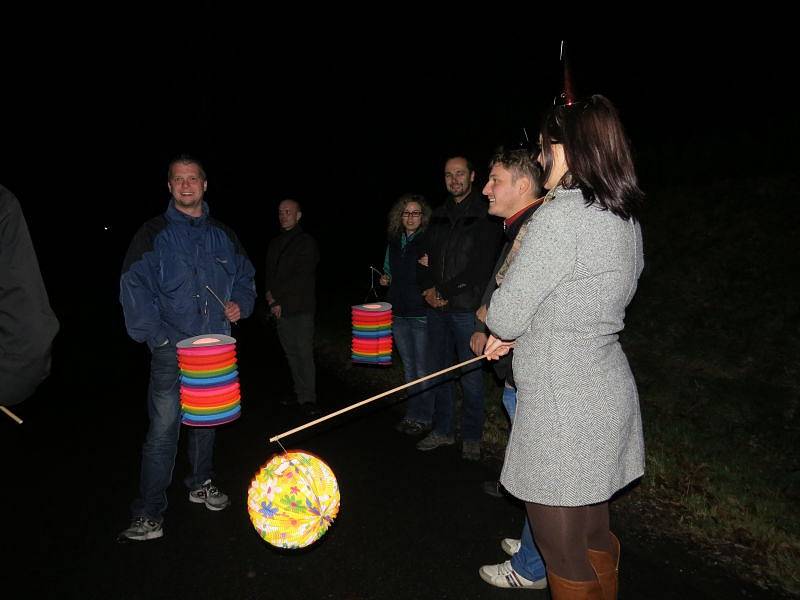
left=501, top=537, right=522, bottom=556
left=478, top=560, right=547, bottom=589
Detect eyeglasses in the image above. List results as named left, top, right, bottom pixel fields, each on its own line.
left=402, top=211, right=422, bottom=218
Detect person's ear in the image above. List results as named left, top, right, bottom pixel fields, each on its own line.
left=297, top=211, right=303, bottom=221
left=203, top=181, right=208, bottom=192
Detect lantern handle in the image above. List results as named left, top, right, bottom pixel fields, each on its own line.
left=269, top=354, right=487, bottom=443
left=1, top=406, right=23, bottom=425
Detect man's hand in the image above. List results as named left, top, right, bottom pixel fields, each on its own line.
left=418, top=253, right=429, bottom=267
left=270, top=304, right=282, bottom=319
left=470, top=331, right=488, bottom=356
left=484, top=334, right=515, bottom=360
left=224, top=301, right=241, bottom=323
left=422, top=287, right=448, bottom=308
left=475, top=304, right=488, bottom=323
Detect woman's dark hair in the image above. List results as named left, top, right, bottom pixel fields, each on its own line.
left=387, top=193, right=431, bottom=239
left=540, top=94, right=643, bottom=220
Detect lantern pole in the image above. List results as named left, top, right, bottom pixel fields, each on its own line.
left=269, top=354, right=487, bottom=443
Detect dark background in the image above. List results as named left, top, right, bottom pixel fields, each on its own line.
left=3, top=28, right=797, bottom=324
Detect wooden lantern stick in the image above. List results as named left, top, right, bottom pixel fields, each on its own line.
left=269, top=354, right=487, bottom=443
left=1, top=406, right=24, bottom=425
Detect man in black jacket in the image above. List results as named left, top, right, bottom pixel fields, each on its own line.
left=265, top=199, right=320, bottom=417
left=416, top=156, right=503, bottom=460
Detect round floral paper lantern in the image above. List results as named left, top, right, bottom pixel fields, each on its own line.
left=248, top=451, right=340, bottom=549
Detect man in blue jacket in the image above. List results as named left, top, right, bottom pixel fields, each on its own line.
left=117, top=156, right=256, bottom=542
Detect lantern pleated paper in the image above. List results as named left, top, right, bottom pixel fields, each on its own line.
left=351, top=302, right=392, bottom=365
left=248, top=451, right=340, bottom=549
left=177, top=334, right=241, bottom=426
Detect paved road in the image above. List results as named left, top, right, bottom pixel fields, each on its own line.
left=3, top=320, right=787, bottom=599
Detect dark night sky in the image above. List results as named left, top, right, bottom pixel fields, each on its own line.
left=2, top=22, right=796, bottom=313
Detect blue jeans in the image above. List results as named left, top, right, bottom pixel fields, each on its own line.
left=426, top=309, right=485, bottom=442
left=393, top=316, right=432, bottom=424
left=503, top=385, right=546, bottom=581
left=130, top=343, right=215, bottom=522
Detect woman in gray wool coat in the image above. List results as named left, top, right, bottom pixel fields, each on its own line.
left=484, top=95, right=645, bottom=599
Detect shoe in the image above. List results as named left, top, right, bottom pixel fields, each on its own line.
left=116, top=516, right=163, bottom=542
left=462, top=439, right=481, bottom=461
left=299, top=402, right=321, bottom=418
left=416, top=431, right=455, bottom=451
left=478, top=560, right=547, bottom=590
left=394, top=419, right=430, bottom=436
left=501, top=538, right=522, bottom=556
left=189, top=479, right=230, bottom=511
left=482, top=480, right=504, bottom=498
left=278, top=393, right=296, bottom=406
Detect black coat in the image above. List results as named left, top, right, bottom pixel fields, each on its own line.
left=0, top=185, right=59, bottom=406
left=386, top=233, right=427, bottom=317
left=264, top=225, right=319, bottom=317
left=417, top=189, right=503, bottom=312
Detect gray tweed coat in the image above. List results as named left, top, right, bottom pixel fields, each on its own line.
left=486, top=188, right=645, bottom=506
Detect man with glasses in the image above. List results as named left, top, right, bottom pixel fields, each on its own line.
left=416, top=156, right=503, bottom=460
left=265, top=199, right=321, bottom=418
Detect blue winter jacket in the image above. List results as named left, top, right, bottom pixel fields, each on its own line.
left=120, top=201, right=257, bottom=349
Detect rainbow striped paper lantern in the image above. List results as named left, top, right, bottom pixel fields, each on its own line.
left=248, top=450, right=340, bottom=549
left=177, top=334, right=241, bottom=427
left=351, top=302, right=392, bottom=365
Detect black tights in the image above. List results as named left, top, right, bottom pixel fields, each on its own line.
left=525, top=501, right=612, bottom=580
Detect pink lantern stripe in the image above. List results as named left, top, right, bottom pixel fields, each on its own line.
left=177, top=344, right=236, bottom=357
left=180, top=381, right=240, bottom=397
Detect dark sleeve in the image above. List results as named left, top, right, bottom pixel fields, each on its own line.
left=119, top=217, right=168, bottom=346
left=438, top=218, right=503, bottom=300
left=414, top=229, right=435, bottom=292
left=216, top=222, right=257, bottom=319
left=0, top=186, right=60, bottom=406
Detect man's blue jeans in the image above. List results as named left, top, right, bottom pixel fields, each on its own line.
left=503, top=385, right=546, bottom=582
left=130, top=343, right=215, bottom=522
left=393, top=316, right=432, bottom=424
left=426, top=309, right=485, bottom=441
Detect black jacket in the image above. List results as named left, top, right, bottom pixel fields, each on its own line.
left=264, top=225, right=319, bottom=317
left=386, top=232, right=427, bottom=317
left=418, top=188, right=503, bottom=312
left=0, top=185, right=59, bottom=406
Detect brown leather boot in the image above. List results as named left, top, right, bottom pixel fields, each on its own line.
left=547, top=570, right=603, bottom=599
left=587, top=531, right=620, bottom=600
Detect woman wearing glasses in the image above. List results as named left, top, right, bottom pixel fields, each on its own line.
left=379, top=193, right=434, bottom=435
left=484, top=95, right=645, bottom=599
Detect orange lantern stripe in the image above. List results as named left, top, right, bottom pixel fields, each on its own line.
left=179, top=359, right=237, bottom=372
left=181, top=392, right=241, bottom=406
left=177, top=351, right=237, bottom=365
left=182, top=399, right=240, bottom=414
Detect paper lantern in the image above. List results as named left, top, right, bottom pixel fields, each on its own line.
left=351, top=302, right=392, bottom=365
left=177, top=334, right=241, bottom=426
left=248, top=451, right=340, bottom=549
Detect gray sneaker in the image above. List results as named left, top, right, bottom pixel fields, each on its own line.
left=416, top=431, right=455, bottom=451
left=116, top=517, right=163, bottom=542
left=462, top=439, right=481, bottom=461
left=189, top=479, right=230, bottom=511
